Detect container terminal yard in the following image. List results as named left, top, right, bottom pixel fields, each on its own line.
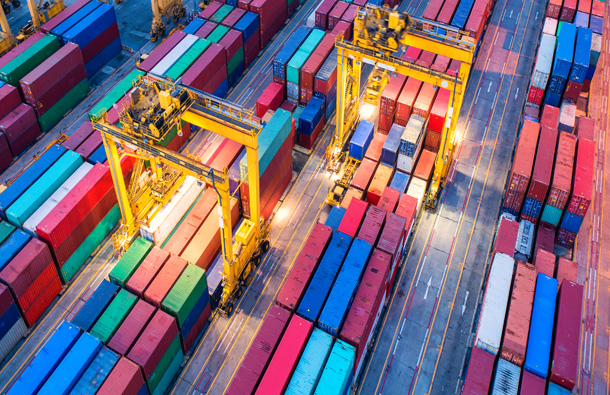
left=0, top=0, right=606, bottom=391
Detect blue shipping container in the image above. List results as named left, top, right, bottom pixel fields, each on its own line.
left=569, top=27, right=592, bottom=83
left=181, top=289, right=210, bottom=340
left=285, top=328, right=334, bottom=395
left=207, top=254, right=223, bottom=310
left=228, top=61, right=245, bottom=87
left=70, top=347, right=119, bottom=395
left=85, top=37, right=122, bottom=77
left=39, top=332, right=102, bottom=395
left=547, top=74, right=567, bottom=95
left=544, top=91, right=562, bottom=108
left=214, top=78, right=229, bottom=98
left=297, top=232, right=352, bottom=323
left=547, top=382, right=571, bottom=395
left=524, top=274, right=558, bottom=379
left=450, top=0, right=476, bottom=29
left=589, top=15, right=603, bottom=34
left=553, top=23, right=576, bottom=79
left=273, top=27, right=311, bottom=81
left=71, top=280, right=119, bottom=331
left=314, top=339, right=355, bottom=395
left=233, top=12, right=259, bottom=42
left=299, top=97, right=326, bottom=136
left=382, top=123, right=404, bottom=167
left=349, top=120, right=374, bottom=161
left=88, top=144, right=107, bottom=164
left=586, top=64, right=596, bottom=80
left=0, top=145, right=66, bottom=217
left=183, top=18, right=205, bottom=34
left=51, top=1, right=102, bottom=39
left=325, top=206, right=346, bottom=231
left=0, top=230, right=31, bottom=271
left=63, top=4, right=117, bottom=48
left=318, top=239, right=372, bottom=337
left=560, top=212, right=583, bottom=234
left=0, top=304, right=21, bottom=340
left=8, top=322, right=82, bottom=395
left=390, top=170, right=410, bottom=194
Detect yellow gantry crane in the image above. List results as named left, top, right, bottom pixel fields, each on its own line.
left=150, top=0, right=185, bottom=42
left=0, top=4, right=15, bottom=55
left=17, top=0, right=64, bottom=41
left=329, top=5, right=477, bottom=211
left=92, top=75, right=268, bottom=317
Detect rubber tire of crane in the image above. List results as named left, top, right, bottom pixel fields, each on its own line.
left=236, top=287, right=242, bottom=298
left=226, top=303, right=234, bottom=316
left=12, top=1, right=20, bottom=8
left=252, top=255, right=261, bottom=267
left=261, top=240, right=270, bottom=253
left=3, top=6, right=10, bottom=14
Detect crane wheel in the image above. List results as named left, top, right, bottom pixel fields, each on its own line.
left=12, top=1, right=20, bottom=8
left=3, top=5, right=10, bottom=14
left=252, top=255, right=261, bottom=267
left=261, top=240, right=270, bottom=253
left=226, top=303, right=234, bottom=315
left=236, top=288, right=242, bottom=298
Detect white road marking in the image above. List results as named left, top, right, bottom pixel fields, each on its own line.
left=462, top=291, right=469, bottom=315
left=424, top=276, right=432, bottom=300
left=223, top=317, right=245, bottom=354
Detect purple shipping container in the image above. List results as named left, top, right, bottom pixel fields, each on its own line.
left=62, top=122, right=95, bottom=151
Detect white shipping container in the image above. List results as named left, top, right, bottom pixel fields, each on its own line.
left=150, top=34, right=198, bottom=76
left=532, top=34, right=556, bottom=89
left=287, top=82, right=299, bottom=103
left=0, top=317, right=26, bottom=362
left=592, top=33, right=602, bottom=55
left=491, top=359, right=520, bottom=395
left=559, top=103, right=576, bottom=132
left=543, top=17, right=558, bottom=36
left=475, top=252, right=514, bottom=355
left=406, top=177, right=427, bottom=213
left=515, top=219, right=534, bottom=258
left=22, top=162, right=94, bottom=236
left=140, top=176, right=205, bottom=245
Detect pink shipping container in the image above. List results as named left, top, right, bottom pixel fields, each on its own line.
left=315, top=0, right=338, bottom=29
left=436, top=0, right=459, bottom=25
left=428, top=88, right=450, bottom=134
left=415, top=51, right=435, bottom=69
left=75, top=130, right=102, bottom=160
left=464, top=0, right=493, bottom=40
left=62, top=122, right=94, bottom=151
left=338, top=198, right=368, bottom=237
left=138, top=31, right=186, bottom=72
left=560, top=0, right=576, bottom=22
left=257, top=82, right=284, bottom=117
left=226, top=305, right=291, bottom=395
left=379, top=75, right=407, bottom=132
left=365, top=133, right=386, bottom=163
left=423, top=0, right=444, bottom=20
left=493, top=217, right=518, bottom=258
left=276, top=223, right=332, bottom=311
left=255, top=315, right=312, bottom=395
left=97, top=357, right=146, bottom=395
left=128, top=309, right=179, bottom=378
left=592, top=0, right=604, bottom=16
left=547, top=0, right=563, bottom=18
left=377, top=213, right=406, bottom=293
left=520, top=370, right=547, bottom=395
left=431, top=55, right=450, bottom=73
left=0, top=103, right=41, bottom=157
left=395, top=77, right=422, bottom=126
left=526, top=126, right=558, bottom=203
left=535, top=222, right=555, bottom=254
left=367, top=164, right=393, bottom=205
left=356, top=206, right=386, bottom=247
left=195, top=21, right=217, bottom=39
left=108, top=299, right=156, bottom=355
left=331, top=20, right=352, bottom=41
left=395, top=193, right=417, bottom=234
left=461, top=346, right=494, bottom=395
left=541, top=104, right=560, bottom=128
left=340, top=4, right=358, bottom=24
left=556, top=257, right=577, bottom=286
left=144, top=255, right=187, bottom=308
left=546, top=132, right=576, bottom=210
left=0, top=85, right=20, bottom=120
left=328, top=1, right=349, bottom=30
left=351, top=158, right=378, bottom=192
left=199, top=1, right=222, bottom=18
left=412, top=83, right=438, bottom=119
left=250, top=0, right=286, bottom=49
left=340, top=248, right=390, bottom=377
left=576, top=116, right=595, bottom=141
left=222, top=8, right=246, bottom=27
left=401, top=47, right=421, bottom=63
left=125, top=247, right=170, bottom=298
left=500, top=261, right=536, bottom=367
left=377, top=187, right=400, bottom=213
left=534, top=248, right=556, bottom=278
left=503, top=120, right=540, bottom=214
left=566, top=139, right=595, bottom=217
left=550, top=280, right=583, bottom=390
left=182, top=44, right=227, bottom=92
left=0, top=238, right=53, bottom=299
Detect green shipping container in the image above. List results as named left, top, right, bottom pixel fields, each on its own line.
left=287, top=29, right=325, bottom=84
left=108, top=237, right=152, bottom=286
left=541, top=204, right=563, bottom=227
left=151, top=339, right=184, bottom=395
left=210, top=4, right=234, bottom=23
left=147, top=335, right=181, bottom=393
left=0, top=35, right=61, bottom=86
left=90, top=289, right=138, bottom=343
left=0, top=221, right=16, bottom=245
left=89, top=69, right=145, bottom=121
left=165, top=39, right=211, bottom=81
left=314, top=339, right=355, bottom=395
left=227, top=48, right=244, bottom=76
left=162, top=264, right=207, bottom=328
left=207, top=25, right=230, bottom=43
left=61, top=205, right=121, bottom=283
left=6, top=151, right=83, bottom=227
left=38, top=78, right=90, bottom=132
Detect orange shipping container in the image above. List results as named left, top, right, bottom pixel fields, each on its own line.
left=341, top=187, right=363, bottom=209
left=412, top=83, right=438, bottom=119
left=367, top=164, right=393, bottom=206
left=413, top=149, right=436, bottom=182
left=534, top=248, right=556, bottom=278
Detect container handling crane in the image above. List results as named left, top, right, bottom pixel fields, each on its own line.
left=0, top=4, right=15, bottom=55
left=329, top=5, right=477, bottom=211
left=150, top=0, right=185, bottom=42
left=92, top=75, right=268, bottom=317
left=16, top=0, right=64, bottom=41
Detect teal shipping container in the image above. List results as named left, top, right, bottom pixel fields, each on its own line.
left=314, top=339, right=355, bottom=395
left=70, top=347, right=120, bottom=394
left=541, top=204, right=563, bottom=227
left=162, top=264, right=207, bottom=328
left=89, top=69, right=145, bottom=121
left=287, top=29, right=325, bottom=84
left=285, top=328, right=334, bottom=395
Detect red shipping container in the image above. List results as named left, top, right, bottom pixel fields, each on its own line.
left=413, top=149, right=436, bottom=182
left=364, top=133, right=386, bottom=163
left=357, top=206, right=386, bottom=246
left=125, top=247, right=170, bottom=298
left=556, top=257, right=577, bottom=286
left=257, top=82, right=285, bottom=117
left=428, top=89, right=450, bottom=134
left=0, top=238, right=54, bottom=300
left=314, top=53, right=338, bottom=95
left=144, top=255, right=187, bottom=308
left=209, top=139, right=243, bottom=172
left=226, top=305, right=291, bottom=395
left=0, top=284, right=14, bottom=317
left=560, top=0, right=576, bottom=22
left=261, top=165, right=292, bottom=220
left=592, top=0, right=604, bottom=16
left=340, top=4, right=358, bottom=24
left=138, top=31, right=186, bottom=72
left=547, top=0, right=563, bottom=18
left=377, top=187, right=400, bottom=213
left=541, top=104, right=560, bottom=128
left=401, top=47, right=421, bottom=63
left=255, top=315, right=313, bottom=395
left=556, top=227, right=576, bottom=248
left=276, top=223, right=332, bottom=311
left=315, top=0, right=338, bottom=29
left=395, top=193, right=417, bottom=234
left=0, top=85, right=21, bottom=120
left=195, top=21, right=217, bottom=39
left=416, top=51, right=435, bottom=69
left=367, top=164, right=393, bottom=205
left=566, top=139, right=594, bottom=217
left=222, top=8, right=246, bottom=27
left=576, top=116, right=595, bottom=141
left=563, top=80, right=583, bottom=104
left=352, top=0, right=366, bottom=5
left=62, top=122, right=94, bottom=151
left=395, top=77, right=422, bottom=126
left=81, top=22, right=119, bottom=64
left=243, top=33, right=260, bottom=68
left=337, top=197, right=368, bottom=237
left=219, top=29, right=244, bottom=63
left=0, top=103, right=41, bottom=157
left=534, top=248, right=556, bottom=277
left=98, top=357, right=146, bottom=395
left=128, top=309, right=179, bottom=378
left=182, top=44, right=226, bottom=91
left=28, top=62, right=87, bottom=117
left=527, top=86, right=544, bottom=106
left=527, top=126, right=558, bottom=202
left=351, top=158, right=378, bottom=191
left=238, top=0, right=251, bottom=10
left=379, top=74, right=407, bottom=131
left=535, top=222, right=555, bottom=254
left=464, top=0, right=493, bottom=40
left=546, top=132, right=576, bottom=210
left=423, top=0, right=444, bottom=20
left=431, top=55, right=450, bottom=73
left=493, top=217, right=519, bottom=258
left=76, top=130, right=102, bottom=159
left=500, top=261, right=536, bottom=367
left=301, top=34, right=336, bottom=102
left=331, top=20, right=352, bottom=41
left=520, top=370, right=547, bottom=395
left=550, top=280, right=583, bottom=390
left=15, top=262, right=56, bottom=313
left=328, top=1, right=349, bottom=30
left=108, top=299, right=156, bottom=355
left=250, top=0, right=286, bottom=49
left=447, top=59, right=461, bottom=77
left=412, top=83, right=438, bottom=119
left=23, top=275, right=61, bottom=326
left=377, top=213, right=406, bottom=292
left=436, top=0, right=460, bottom=25
left=200, top=1, right=222, bottom=18
left=503, top=120, right=540, bottom=213
left=340, top=248, right=390, bottom=377
left=461, top=346, right=494, bottom=395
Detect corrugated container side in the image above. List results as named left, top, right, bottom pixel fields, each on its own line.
left=285, top=329, right=333, bottom=395
left=525, top=126, right=558, bottom=203
left=108, top=299, right=156, bottom=355
left=337, top=198, right=368, bottom=238
left=567, top=139, right=595, bottom=217
left=520, top=370, right=547, bottom=395
left=493, top=217, right=519, bottom=258
left=71, top=347, right=120, bottom=394
left=96, top=357, right=146, bottom=395
left=314, top=340, right=355, bottom=395
left=491, top=359, right=521, bottom=395
left=144, top=255, right=188, bottom=308
left=461, top=346, right=495, bottom=395
left=351, top=158, right=378, bottom=192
